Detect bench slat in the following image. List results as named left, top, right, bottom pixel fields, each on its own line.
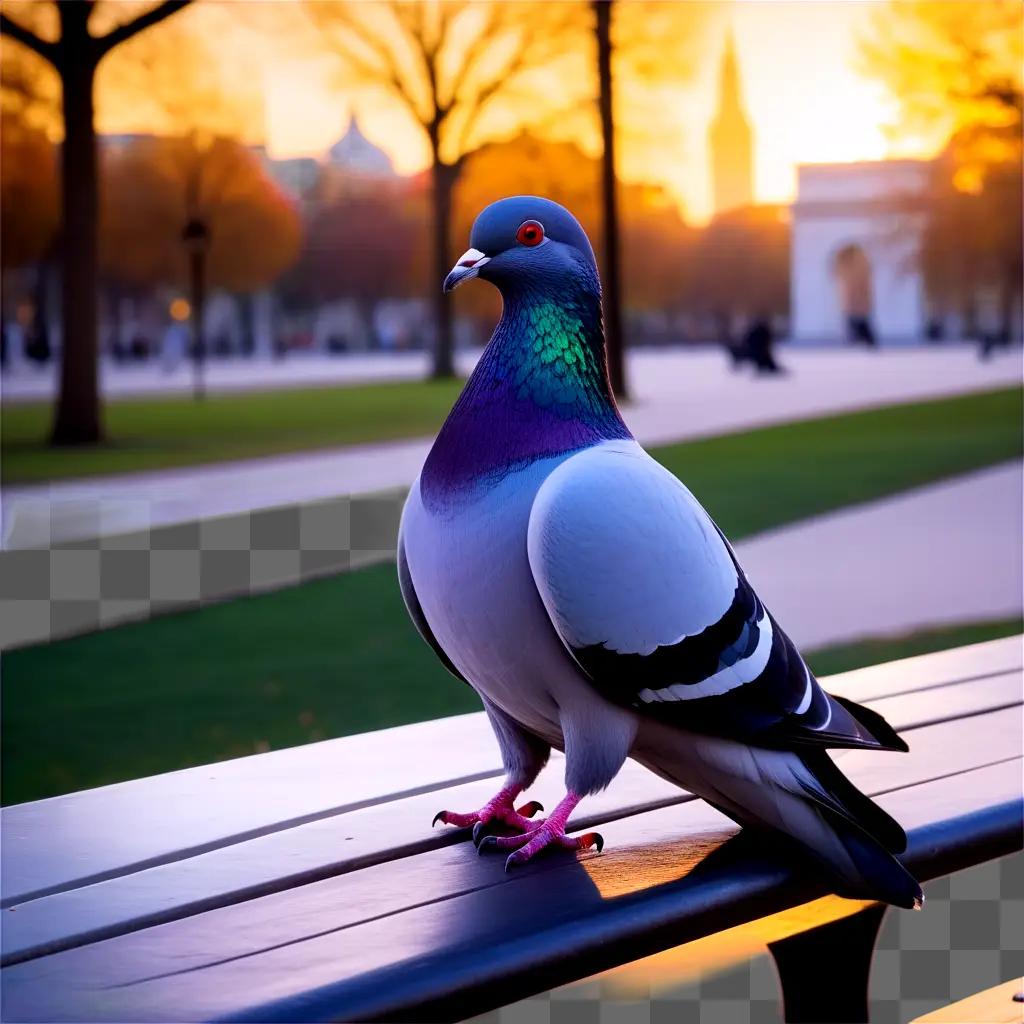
left=1, top=707, right=1018, bottom=999
left=0, top=713, right=501, bottom=906
left=3, top=639, right=1018, bottom=909
left=2, top=672, right=1020, bottom=966
left=863, top=668, right=1022, bottom=731
left=822, top=635, right=1021, bottom=703
left=2, top=758, right=1019, bottom=1023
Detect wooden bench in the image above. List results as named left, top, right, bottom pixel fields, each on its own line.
left=911, top=980, right=1024, bottom=1024
left=2, top=636, right=1021, bottom=1023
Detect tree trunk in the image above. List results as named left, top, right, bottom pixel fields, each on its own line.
left=594, top=0, right=628, bottom=399
left=236, top=292, right=256, bottom=356
left=430, top=155, right=457, bottom=379
left=51, top=15, right=102, bottom=444
left=999, top=267, right=1019, bottom=343
left=356, top=295, right=380, bottom=350
left=189, top=247, right=207, bottom=399
left=33, top=257, right=53, bottom=360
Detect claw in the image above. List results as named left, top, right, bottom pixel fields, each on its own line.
left=430, top=787, right=542, bottom=837
left=581, top=831, right=604, bottom=853
left=478, top=835, right=498, bottom=856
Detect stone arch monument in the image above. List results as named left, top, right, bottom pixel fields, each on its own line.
left=791, top=160, right=931, bottom=345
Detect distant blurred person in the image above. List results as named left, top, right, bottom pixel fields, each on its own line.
left=725, top=316, right=784, bottom=375
left=745, top=315, right=784, bottom=373
left=847, top=314, right=877, bottom=348
left=834, top=245, right=877, bottom=348
left=25, top=323, right=51, bottom=364
left=161, top=321, right=187, bottom=373
left=978, top=328, right=1011, bottom=361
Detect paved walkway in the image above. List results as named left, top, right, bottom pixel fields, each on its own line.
left=1, top=350, right=483, bottom=403
left=3, top=347, right=1019, bottom=548
left=737, top=461, right=1023, bottom=651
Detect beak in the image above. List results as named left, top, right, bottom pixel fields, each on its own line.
left=443, top=248, right=490, bottom=293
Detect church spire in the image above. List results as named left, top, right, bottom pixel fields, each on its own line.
left=709, top=28, right=754, bottom=215
left=719, top=30, right=741, bottom=112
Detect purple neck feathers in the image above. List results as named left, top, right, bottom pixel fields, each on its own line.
left=420, top=287, right=630, bottom=511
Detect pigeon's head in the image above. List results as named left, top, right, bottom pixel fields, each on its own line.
left=443, top=196, right=598, bottom=298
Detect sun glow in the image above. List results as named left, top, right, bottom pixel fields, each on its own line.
left=85, top=2, right=932, bottom=225
left=261, top=3, right=920, bottom=224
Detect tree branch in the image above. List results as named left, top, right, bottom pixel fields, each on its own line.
left=454, top=6, right=581, bottom=158
left=441, top=4, right=495, bottom=111
left=329, top=23, right=422, bottom=123
left=315, top=4, right=431, bottom=126
left=96, top=0, right=192, bottom=58
left=0, top=13, right=57, bottom=66
left=389, top=1, right=437, bottom=123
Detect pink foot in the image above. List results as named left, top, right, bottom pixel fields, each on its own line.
left=432, top=784, right=544, bottom=841
left=476, top=791, right=604, bottom=870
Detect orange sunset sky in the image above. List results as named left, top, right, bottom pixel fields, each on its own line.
left=91, top=2, right=937, bottom=225
left=263, top=2, right=927, bottom=223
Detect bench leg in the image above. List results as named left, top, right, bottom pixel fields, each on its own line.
left=767, top=904, right=887, bottom=1023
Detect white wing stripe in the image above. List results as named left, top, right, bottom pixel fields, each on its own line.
left=638, top=609, right=774, bottom=703
left=812, top=697, right=834, bottom=731
left=794, top=660, right=814, bottom=715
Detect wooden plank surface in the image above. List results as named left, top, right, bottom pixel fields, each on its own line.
left=2, top=759, right=1019, bottom=1023
left=3, top=670, right=1019, bottom=967
left=822, top=635, right=1022, bottom=703
left=2, top=638, right=1018, bottom=911
left=0, top=713, right=501, bottom=906
left=912, top=978, right=1024, bottom=1023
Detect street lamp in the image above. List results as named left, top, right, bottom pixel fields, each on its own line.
left=182, top=216, right=210, bottom=400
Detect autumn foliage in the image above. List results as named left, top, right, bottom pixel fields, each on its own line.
left=0, top=117, right=58, bottom=271
left=861, top=0, right=1022, bottom=335
left=100, top=135, right=301, bottom=294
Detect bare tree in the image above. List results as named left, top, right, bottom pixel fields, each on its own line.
left=592, top=0, right=711, bottom=397
left=1, top=0, right=192, bottom=444
left=309, top=1, right=587, bottom=379
left=593, top=0, right=625, bottom=398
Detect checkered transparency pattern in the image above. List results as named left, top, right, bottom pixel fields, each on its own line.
left=0, top=489, right=408, bottom=650
left=479, top=854, right=1023, bottom=1024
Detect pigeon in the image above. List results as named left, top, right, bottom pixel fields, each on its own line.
left=398, top=196, right=922, bottom=909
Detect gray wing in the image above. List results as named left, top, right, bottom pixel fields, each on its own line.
left=527, top=442, right=906, bottom=753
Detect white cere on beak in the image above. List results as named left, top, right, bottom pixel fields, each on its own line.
left=443, top=248, right=491, bottom=293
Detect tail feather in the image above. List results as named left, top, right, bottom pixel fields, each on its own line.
left=831, top=693, right=910, bottom=753
left=807, top=799, right=923, bottom=909
left=761, top=747, right=921, bottom=907
left=797, top=748, right=908, bottom=854
left=638, top=728, right=922, bottom=909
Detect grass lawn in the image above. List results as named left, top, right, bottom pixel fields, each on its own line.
left=2, top=378, right=465, bottom=484
left=2, top=387, right=1021, bottom=804
left=653, top=386, right=1022, bottom=538
left=2, top=565, right=470, bottom=806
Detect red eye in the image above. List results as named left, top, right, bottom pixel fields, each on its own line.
left=516, top=220, right=545, bottom=247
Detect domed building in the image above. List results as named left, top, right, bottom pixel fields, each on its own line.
left=326, top=116, right=395, bottom=178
